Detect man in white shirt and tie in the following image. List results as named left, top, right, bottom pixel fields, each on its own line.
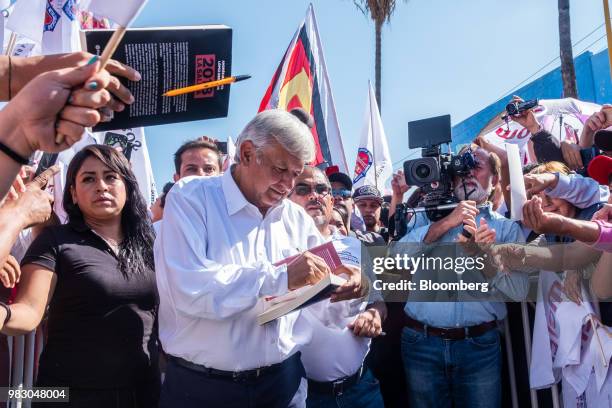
left=155, top=109, right=364, bottom=408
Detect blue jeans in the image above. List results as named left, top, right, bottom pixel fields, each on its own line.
left=401, top=326, right=501, bottom=408
left=306, top=368, right=384, bottom=408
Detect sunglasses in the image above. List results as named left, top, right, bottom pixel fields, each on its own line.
left=293, top=184, right=331, bottom=196
left=332, top=189, right=352, bottom=199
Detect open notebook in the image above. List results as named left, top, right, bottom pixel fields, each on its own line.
left=257, top=241, right=346, bottom=325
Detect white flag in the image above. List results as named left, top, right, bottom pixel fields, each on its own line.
left=352, top=81, right=393, bottom=190
left=6, top=0, right=46, bottom=44
left=80, top=0, right=147, bottom=26
left=42, top=0, right=80, bottom=55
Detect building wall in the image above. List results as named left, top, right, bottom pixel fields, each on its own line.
left=452, top=50, right=612, bottom=147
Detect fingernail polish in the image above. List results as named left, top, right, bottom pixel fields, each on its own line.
left=87, top=81, right=99, bottom=90
left=87, top=55, right=99, bottom=65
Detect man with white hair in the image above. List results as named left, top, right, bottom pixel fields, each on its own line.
left=155, top=109, right=364, bottom=407
left=398, top=145, right=528, bottom=408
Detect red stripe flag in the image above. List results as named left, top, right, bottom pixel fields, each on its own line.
left=259, top=4, right=348, bottom=174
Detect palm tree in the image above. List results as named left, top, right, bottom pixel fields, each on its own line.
left=558, top=0, right=578, bottom=98
left=354, top=0, right=406, bottom=111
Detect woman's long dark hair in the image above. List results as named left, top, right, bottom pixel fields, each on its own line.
left=63, top=145, right=154, bottom=277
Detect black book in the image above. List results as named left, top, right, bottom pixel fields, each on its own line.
left=84, top=25, right=232, bottom=131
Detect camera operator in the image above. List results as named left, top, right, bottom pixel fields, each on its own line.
left=397, top=144, right=528, bottom=408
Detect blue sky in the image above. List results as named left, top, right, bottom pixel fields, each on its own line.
left=135, top=0, right=608, bottom=190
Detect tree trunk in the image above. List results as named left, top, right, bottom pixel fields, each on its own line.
left=558, top=0, right=578, bottom=98
left=375, top=19, right=382, bottom=111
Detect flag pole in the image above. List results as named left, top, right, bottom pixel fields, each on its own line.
left=589, top=315, right=608, bottom=367
left=98, top=26, right=127, bottom=68
left=5, top=32, right=16, bottom=55
left=604, top=0, right=612, bottom=80
left=369, top=82, right=378, bottom=191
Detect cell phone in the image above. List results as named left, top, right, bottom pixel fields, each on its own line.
left=216, top=141, right=228, bottom=155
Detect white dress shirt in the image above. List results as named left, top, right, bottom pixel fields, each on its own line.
left=154, top=171, right=326, bottom=371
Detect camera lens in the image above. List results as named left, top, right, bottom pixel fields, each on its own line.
left=415, top=163, right=431, bottom=180
left=506, top=102, right=518, bottom=116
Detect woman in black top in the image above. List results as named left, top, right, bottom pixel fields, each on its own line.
left=0, top=145, right=159, bottom=407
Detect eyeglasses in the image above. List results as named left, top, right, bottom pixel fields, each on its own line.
left=332, top=189, right=352, bottom=199
left=293, top=184, right=331, bottom=196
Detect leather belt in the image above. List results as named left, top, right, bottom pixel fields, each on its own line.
left=404, top=315, right=497, bottom=340
left=307, top=366, right=363, bottom=396
left=168, top=353, right=298, bottom=381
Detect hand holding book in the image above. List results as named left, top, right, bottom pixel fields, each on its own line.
left=285, top=254, right=363, bottom=301
left=258, top=241, right=364, bottom=325
left=329, top=264, right=364, bottom=303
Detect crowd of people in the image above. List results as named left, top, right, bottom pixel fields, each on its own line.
left=0, top=51, right=611, bottom=408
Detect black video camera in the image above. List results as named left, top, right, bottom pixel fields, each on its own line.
left=505, top=99, right=538, bottom=117
left=403, top=115, right=478, bottom=223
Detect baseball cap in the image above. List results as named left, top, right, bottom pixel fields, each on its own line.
left=352, top=185, right=383, bottom=203
left=588, top=154, right=612, bottom=186
left=325, top=165, right=353, bottom=191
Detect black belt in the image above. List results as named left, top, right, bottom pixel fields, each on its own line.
left=404, top=315, right=497, bottom=340
left=168, top=353, right=298, bottom=381
left=307, top=366, right=363, bottom=396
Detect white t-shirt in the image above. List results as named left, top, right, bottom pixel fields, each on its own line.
left=300, top=231, right=371, bottom=381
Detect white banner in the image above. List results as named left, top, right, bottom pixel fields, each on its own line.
left=482, top=98, right=602, bottom=165
left=5, top=0, right=46, bottom=44
left=353, top=81, right=393, bottom=190
left=41, top=0, right=81, bottom=55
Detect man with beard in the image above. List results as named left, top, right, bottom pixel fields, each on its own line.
left=289, top=166, right=386, bottom=408
left=397, top=145, right=528, bottom=408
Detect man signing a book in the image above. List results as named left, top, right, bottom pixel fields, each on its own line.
left=154, top=109, right=364, bottom=408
